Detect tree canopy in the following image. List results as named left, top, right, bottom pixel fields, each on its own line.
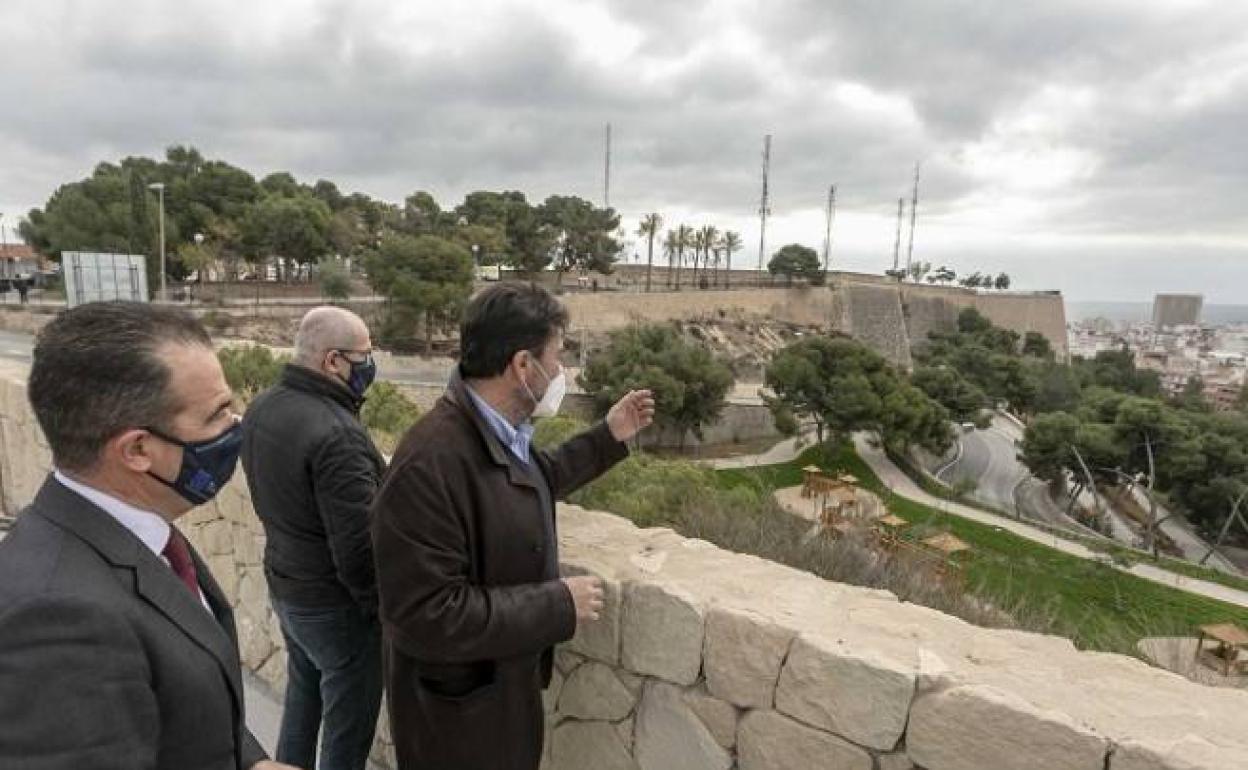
left=19, top=145, right=623, bottom=295
left=764, top=335, right=951, bottom=454
left=578, top=324, right=734, bottom=446
left=767, top=244, right=822, bottom=285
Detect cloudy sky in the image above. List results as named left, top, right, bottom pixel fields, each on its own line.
left=2, top=0, right=1246, bottom=302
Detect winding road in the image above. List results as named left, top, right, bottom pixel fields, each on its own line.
left=931, top=416, right=1085, bottom=531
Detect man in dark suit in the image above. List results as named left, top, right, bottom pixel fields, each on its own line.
left=0, top=301, right=299, bottom=770
left=371, top=283, right=655, bottom=769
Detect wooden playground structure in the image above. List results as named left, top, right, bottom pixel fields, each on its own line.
left=801, top=466, right=973, bottom=583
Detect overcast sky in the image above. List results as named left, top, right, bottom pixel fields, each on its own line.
left=2, top=0, right=1246, bottom=302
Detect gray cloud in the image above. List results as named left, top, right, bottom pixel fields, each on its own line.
left=1, top=0, right=1246, bottom=301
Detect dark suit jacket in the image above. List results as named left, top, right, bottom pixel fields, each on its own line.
left=371, top=370, right=628, bottom=770
left=0, top=477, right=268, bottom=770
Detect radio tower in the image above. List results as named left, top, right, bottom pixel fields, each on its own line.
left=891, top=197, right=905, bottom=277
left=757, top=134, right=772, bottom=272
left=905, top=161, right=920, bottom=273
left=822, top=184, right=836, bottom=283
left=604, top=123, right=612, bottom=209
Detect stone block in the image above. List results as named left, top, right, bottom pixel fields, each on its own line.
left=543, top=667, right=565, bottom=716
left=1111, top=736, right=1248, bottom=770
left=682, top=686, right=739, bottom=750
left=549, top=720, right=638, bottom=770
left=737, top=709, right=872, bottom=770
left=621, top=581, right=705, bottom=685
left=204, top=553, right=239, bottom=605
left=555, top=648, right=586, bottom=676
left=775, top=633, right=914, bottom=751
left=558, top=661, right=637, bottom=722
left=565, top=574, right=622, bottom=665
left=615, top=715, right=635, bottom=752
left=236, top=611, right=274, bottom=670
left=703, top=606, right=794, bottom=709
left=877, top=753, right=916, bottom=770
left=258, top=648, right=288, bottom=693
left=634, top=681, right=731, bottom=770
left=199, top=519, right=233, bottom=556
left=238, top=568, right=269, bottom=612
left=908, top=685, right=1108, bottom=770
left=232, top=523, right=264, bottom=566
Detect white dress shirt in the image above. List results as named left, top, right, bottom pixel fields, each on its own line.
left=54, top=470, right=212, bottom=613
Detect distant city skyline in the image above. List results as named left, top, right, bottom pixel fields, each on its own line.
left=2, top=0, right=1246, bottom=303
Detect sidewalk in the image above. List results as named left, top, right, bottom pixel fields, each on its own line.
left=851, top=433, right=1248, bottom=611
left=704, top=431, right=814, bottom=470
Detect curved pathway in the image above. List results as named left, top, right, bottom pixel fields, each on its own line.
left=852, top=433, right=1248, bottom=611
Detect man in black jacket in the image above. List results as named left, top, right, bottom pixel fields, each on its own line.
left=241, top=306, right=386, bottom=770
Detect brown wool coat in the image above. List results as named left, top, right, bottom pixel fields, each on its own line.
left=371, top=371, right=628, bottom=770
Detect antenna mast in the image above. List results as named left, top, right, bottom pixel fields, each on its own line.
left=892, top=197, right=905, bottom=276
left=604, top=123, right=612, bottom=209
left=822, top=184, right=836, bottom=283
left=905, top=161, right=920, bottom=273
left=757, top=134, right=772, bottom=272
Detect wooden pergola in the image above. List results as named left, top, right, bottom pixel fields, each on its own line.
left=922, top=533, right=972, bottom=579
left=1195, top=623, right=1248, bottom=677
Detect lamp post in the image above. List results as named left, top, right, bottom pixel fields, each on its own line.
left=471, top=244, right=480, bottom=267
left=148, top=183, right=167, bottom=302
left=0, top=211, right=6, bottom=302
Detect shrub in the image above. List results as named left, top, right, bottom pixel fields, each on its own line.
left=318, top=258, right=352, bottom=303
left=533, top=415, right=590, bottom=449
left=362, top=381, right=422, bottom=438
left=202, top=310, right=234, bottom=334
left=218, top=345, right=289, bottom=400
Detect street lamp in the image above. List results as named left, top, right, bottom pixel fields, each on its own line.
left=193, top=232, right=206, bottom=290
left=148, top=183, right=167, bottom=302
left=471, top=244, right=480, bottom=267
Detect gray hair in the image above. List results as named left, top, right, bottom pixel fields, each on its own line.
left=29, top=301, right=213, bottom=472
left=294, top=306, right=369, bottom=366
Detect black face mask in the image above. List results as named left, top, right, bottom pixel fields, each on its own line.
left=145, top=420, right=244, bottom=505
left=334, top=350, right=377, bottom=399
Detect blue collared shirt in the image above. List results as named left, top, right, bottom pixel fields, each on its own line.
left=465, top=385, right=535, bottom=465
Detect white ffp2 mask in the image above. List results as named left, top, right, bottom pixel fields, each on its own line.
left=527, top=360, right=567, bottom=418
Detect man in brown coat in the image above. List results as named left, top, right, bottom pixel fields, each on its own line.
left=371, top=283, right=654, bottom=769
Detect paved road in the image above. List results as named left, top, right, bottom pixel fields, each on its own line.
left=1126, top=484, right=1241, bottom=574
left=932, top=416, right=1088, bottom=531
left=706, top=432, right=813, bottom=470
left=936, top=422, right=1023, bottom=513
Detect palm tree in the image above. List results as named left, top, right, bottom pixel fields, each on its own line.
left=697, top=225, right=718, bottom=289
left=663, top=229, right=680, bottom=288
left=674, top=224, right=694, bottom=290
left=691, top=228, right=707, bottom=287
left=637, top=213, right=663, bottom=292
left=719, top=231, right=743, bottom=289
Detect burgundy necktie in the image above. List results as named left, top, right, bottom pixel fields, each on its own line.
left=161, top=528, right=200, bottom=598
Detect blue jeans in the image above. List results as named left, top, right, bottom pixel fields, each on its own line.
left=272, top=598, right=383, bottom=770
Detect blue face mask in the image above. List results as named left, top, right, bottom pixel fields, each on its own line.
left=335, top=350, right=377, bottom=398
left=145, top=419, right=244, bottom=505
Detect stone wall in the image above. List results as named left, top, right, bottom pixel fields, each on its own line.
left=842, top=283, right=913, bottom=369
left=547, top=506, right=1248, bottom=770
left=12, top=361, right=1241, bottom=769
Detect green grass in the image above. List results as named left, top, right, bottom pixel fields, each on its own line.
left=715, top=442, right=1248, bottom=654
left=879, top=443, right=1248, bottom=596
